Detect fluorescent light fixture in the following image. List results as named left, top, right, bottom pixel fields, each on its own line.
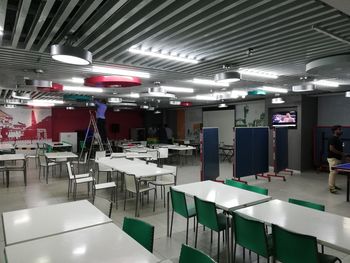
left=12, top=91, right=31, bottom=100
left=313, top=80, right=339, bottom=87
left=0, top=26, right=3, bottom=36
left=27, top=101, right=55, bottom=107
left=192, top=78, right=229, bottom=87
left=66, top=107, right=75, bottom=110
left=63, top=86, right=103, bottom=93
left=231, top=90, right=248, bottom=98
left=162, top=86, right=194, bottom=93
left=5, top=99, right=21, bottom=104
left=148, top=106, right=155, bottom=111
left=292, top=84, right=315, bottom=92
left=51, top=45, right=92, bottom=65
left=119, top=102, right=137, bottom=107
left=128, top=47, right=199, bottom=64
left=260, top=86, right=288, bottom=93
left=196, top=95, right=218, bottom=101
left=140, top=105, right=149, bottom=109
left=108, top=97, right=123, bottom=103
left=346, top=91, right=350, bottom=97
left=214, top=72, right=240, bottom=83
left=4, top=104, right=16, bottom=109
left=238, top=68, right=278, bottom=79
left=169, top=100, right=181, bottom=105
left=71, top=77, right=84, bottom=84
left=272, top=97, right=285, bottom=104
left=154, top=110, right=161, bottom=114
left=92, top=66, right=150, bottom=78
left=129, top=92, right=140, bottom=98
left=32, top=99, right=64, bottom=104
left=218, top=103, right=227, bottom=108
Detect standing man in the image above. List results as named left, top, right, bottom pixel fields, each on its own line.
left=327, top=125, right=344, bottom=193
left=165, top=124, right=173, bottom=144
left=94, top=99, right=107, bottom=143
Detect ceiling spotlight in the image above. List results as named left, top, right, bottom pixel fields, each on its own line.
left=128, top=47, right=199, bottom=64
left=192, top=78, right=229, bottom=87
left=313, top=80, right=339, bottom=87
left=218, top=103, right=228, bottom=108
left=12, top=91, right=31, bottom=100
left=272, top=97, right=285, bottom=104
left=238, top=68, right=278, bottom=79
left=108, top=98, right=123, bottom=103
left=214, top=72, right=240, bottom=83
left=144, top=87, right=176, bottom=98
left=260, top=86, right=288, bottom=93
left=51, top=45, right=92, bottom=65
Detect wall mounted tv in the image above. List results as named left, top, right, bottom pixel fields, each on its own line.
left=272, top=110, right=297, bottom=128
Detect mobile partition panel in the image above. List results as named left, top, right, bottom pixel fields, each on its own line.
left=233, top=127, right=269, bottom=180
left=314, top=126, right=350, bottom=170
left=200, top=127, right=220, bottom=181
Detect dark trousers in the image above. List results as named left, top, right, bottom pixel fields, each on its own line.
left=97, top=118, right=107, bottom=143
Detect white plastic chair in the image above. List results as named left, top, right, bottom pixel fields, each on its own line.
left=38, top=155, right=57, bottom=184
left=92, top=168, right=118, bottom=208
left=66, top=161, right=90, bottom=198
left=95, top=151, right=113, bottom=183
left=66, top=162, right=93, bottom=200
left=72, top=151, right=88, bottom=173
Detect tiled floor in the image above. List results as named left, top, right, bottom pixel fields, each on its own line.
left=1, top=158, right=350, bottom=263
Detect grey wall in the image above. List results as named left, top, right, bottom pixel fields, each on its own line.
left=318, top=95, right=350, bottom=126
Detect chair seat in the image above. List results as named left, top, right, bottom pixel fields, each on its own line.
left=217, top=213, right=228, bottom=231
left=70, top=173, right=90, bottom=180
left=319, top=253, right=341, bottom=263
left=127, top=184, right=155, bottom=194
left=75, top=177, right=94, bottom=183
left=72, top=160, right=87, bottom=164
left=47, top=162, right=57, bottom=166
left=187, top=203, right=196, bottom=217
left=95, top=182, right=116, bottom=190
left=26, top=155, right=37, bottom=158
left=149, top=180, right=175, bottom=186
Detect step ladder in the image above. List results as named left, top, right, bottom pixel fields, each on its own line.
left=79, top=111, right=113, bottom=161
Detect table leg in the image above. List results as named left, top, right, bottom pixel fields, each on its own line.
left=347, top=175, right=349, bottom=202
left=226, top=215, right=230, bottom=263
left=6, top=171, right=9, bottom=188
left=167, top=191, right=170, bottom=236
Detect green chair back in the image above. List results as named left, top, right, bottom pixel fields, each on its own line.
left=233, top=212, right=270, bottom=258
left=272, top=224, right=319, bottom=263
left=288, top=198, right=325, bottom=211
left=194, top=196, right=220, bottom=232
left=170, top=187, right=190, bottom=218
left=179, top=244, right=216, bottom=263
left=244, top=184, right=269, bottom=195
left=225, top=179, right=246, bottom=189
left=122, top=217, right=155, bottom=252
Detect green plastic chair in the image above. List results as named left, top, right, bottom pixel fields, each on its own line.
left=288, top=198, right=325, bottom=211
left=122, top=217, right=155, bottom=253
left=170, top=187, right=196, bottom=244
left=272, top=224, right=342, bottom=263
left=179, top=244, right=216, bottom=263
left=225, top=179, right=246, bottom=189
left=194, top=196, right=228, bottom=262
left=233, top=212, right=272, bottom=263
left=243, top=184, right=269, bottom=195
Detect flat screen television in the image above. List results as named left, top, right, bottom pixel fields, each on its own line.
left=272, top=110, right=297, bottom=127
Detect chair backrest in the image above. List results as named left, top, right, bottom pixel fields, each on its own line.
left=95, top=151, right=106, bottom=161
left=161, top=165, right=177, bottom=184
left=38, top=155, right=47, bottom=166
left=124, top=174, right=137, bottom=192
left=170, top=187, right=190, bottom=218
left=81, top=151, right=88, bottom=163
left=179, top=244, right=216, bottom=263
left=140, top=141, right=147, bottom=146
left=194, top=196, right=220, bottom=231
left=225, top=179, right=246, bottom=189
left=272, top=224, right=319, bottom=263
left=158, top=147, right=168, bottom=158
left=288, top=198, right=325, bottom=211
left=93, top=197, right=112, bottom=218
left=66, top=162, right=74, bottom=180
left=148, top=150, right=159, bottom=161
left=243, top=184, right=269, bottom=195
left=233, top=212, right=270, bottom=258
left=122, top=217, right=155, bottom=253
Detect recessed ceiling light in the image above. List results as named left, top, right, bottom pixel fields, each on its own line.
left=192, top=78, right=229, bottom=87
left=238, top=68, right=278, bottom=79
left=214, top=72, right=240, bottom=83
left=260, top=86, right=288, bottom=93
left=71, top=77, right=84, bottom=84
left=313, top=80, right=339, bottom=87
left=162, top=86, right=194, bottom=93
left=63, top=86, right=103, bottom=93
left=128, top=47, right=199, bottom=64
left=51, top=45, right=92, bottom=65
left=272, top=97, right=285, bottom=104
left=92, top=66, right=150, bottom=78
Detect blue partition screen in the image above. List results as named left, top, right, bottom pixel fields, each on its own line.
left=275, top=128, right=288, bottom=173
left=202, top=127, right=220, bottom=181
left=235, top=127, right=269, bottom=178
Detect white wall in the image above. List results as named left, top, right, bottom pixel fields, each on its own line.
left=185, top=108, right=202, bottom=140
left=203, top=109, right=235, bottom=145
left=235, top=100, right=265, bottom=127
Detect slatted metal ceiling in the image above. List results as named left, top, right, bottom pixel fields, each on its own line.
left=0, top=0, right=350, bottom=106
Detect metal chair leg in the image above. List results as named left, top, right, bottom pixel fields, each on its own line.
left=195, top=221, right=199, bottom=248
left=217, top=231, right=220, bottom=262
left=170, top=211, right=174, bottom=238
left=186, top=218, right=189, bottom=245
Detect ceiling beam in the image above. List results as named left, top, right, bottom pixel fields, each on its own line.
left=25, top=0, right=55, bottom=50
left=0, top=0, right=8, bottom=45
left=12, top=0, right=32, bottom=48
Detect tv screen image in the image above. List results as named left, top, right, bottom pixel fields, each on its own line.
left=272, top=111, right=297, bottom=127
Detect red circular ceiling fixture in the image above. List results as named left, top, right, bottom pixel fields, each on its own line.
left=181, top=101, right=192, bottom=107
left=37, top=83, right=63, bottom=92
left=84, top=75, right=142, bottom=87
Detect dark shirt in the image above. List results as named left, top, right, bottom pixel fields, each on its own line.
left=328, top=136, right=343, bottom=160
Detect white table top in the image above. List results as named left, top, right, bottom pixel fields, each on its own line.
left=0, top=144, right=15, bottom=150
left=98, top=157, right=172, bottom=178
left=235, top=199, right=350, bottom=254
left=45, top=142, right=72, bottom=148
left=111, top=152, right=153, bottom=159
left=5, top=223, right=159, bottom=263
left=167, top=145, right=196, bottom=151
left=45, top=152, right=78, bottom=159
left=0, top=154, right=25, bottom=161
left=172, top=181, right=271, bottom=211
left=2, top=200, right=112, bottom=246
